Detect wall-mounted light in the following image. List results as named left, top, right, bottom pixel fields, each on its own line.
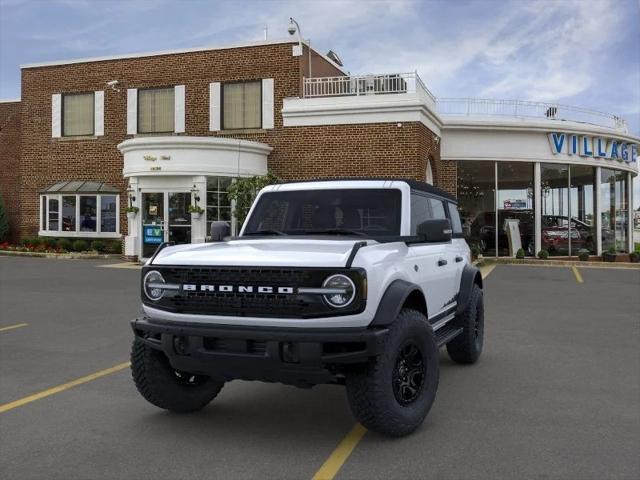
left=126, top=187, right=136, bottom=205
left=191, top=185, right=201, bottom=203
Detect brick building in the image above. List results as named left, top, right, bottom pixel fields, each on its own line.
left=1, top=38, right=637, bottom=258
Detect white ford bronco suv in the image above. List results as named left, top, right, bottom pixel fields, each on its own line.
left=131, top=179, right=484, bottom=437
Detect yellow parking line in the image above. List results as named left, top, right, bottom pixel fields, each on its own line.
left=0, top=362, right=130, bottom=414
left=571, top=265, right=584, bottom=283
left=0, top=323, right=28, bottom=333
left=98, top=262, right=142, bottom=269
left=312, top=423, right=367, bottom=480
left=480, top=264, right=496, bottom=279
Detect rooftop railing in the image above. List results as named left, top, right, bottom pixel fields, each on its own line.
left=301, top=74, right=628, bottom=132
left=436, top=98, right=627, bottom=132
left=303, top=72, right=436, bottom=102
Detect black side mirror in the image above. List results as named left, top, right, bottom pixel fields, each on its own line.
left=209, top=221, right=230, bottom=242
left=416, top=219, right=452, bottom=243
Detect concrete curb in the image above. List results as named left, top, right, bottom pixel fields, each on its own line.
left=0, top=250, right=121, bottom=260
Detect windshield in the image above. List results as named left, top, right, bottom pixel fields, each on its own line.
left=242, top=189, right=402, bottom=237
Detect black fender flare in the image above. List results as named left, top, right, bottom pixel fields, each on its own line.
left=456, top=264, right=483, bottom=316
left=369, top=279, right=427, bottom=327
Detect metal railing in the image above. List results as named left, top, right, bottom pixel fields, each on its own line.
left=436, top=98, right=628, bottom=132
left=303, top=72, right=436, bottom=102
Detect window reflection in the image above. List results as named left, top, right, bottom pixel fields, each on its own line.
left=601, top=169, right=628, bottom=253
left=497, top=163, right=534, bottom=256
left=457, top=161, right=496, bottom=256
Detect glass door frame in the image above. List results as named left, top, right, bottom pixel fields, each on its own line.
left=140, top=189, right=192, bottom=259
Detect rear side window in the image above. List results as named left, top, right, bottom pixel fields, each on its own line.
left=410, top=194, right=430, bottom=234
left=428, top=198, right=447, bottom=220
left=448, top=202, right=463, bottom=234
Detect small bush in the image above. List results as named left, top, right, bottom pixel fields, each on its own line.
left=577, top=249, right=590, bottom=261
left=607, top=245, right=617, bottom=254
left=515, top=248, right=525, bottom=259
left=537, top=249, right=549, bottom=260
left=58, top=238, right=73, bottom=251
left=629, top=252, right=640, bottom=263
left=91, top=240, right=106, bottom=253
left=72, top=239, right=89, bottom=252
left=41, top=237, right=57, bottom=249
left=0, top=195, right=9, bottom=242
left=105, top=240, right=121, bottom=254
left=21, top=237, right=39, bottom=247
left=470, top=244, right=481, bottom=258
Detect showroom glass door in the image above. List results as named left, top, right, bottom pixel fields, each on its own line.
left=141, top=192, right=165, bottom=258
left=167, top=192, right=191, bottom=245
left=141, top=192, right=192, bottom=258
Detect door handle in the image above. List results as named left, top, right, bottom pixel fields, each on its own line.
left=438, top=259, right=447, bottom=267
left=455, top=256, right=464, bottom=263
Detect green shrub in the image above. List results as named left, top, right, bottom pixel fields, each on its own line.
left=537, top=249, right=549, bottom=260
left=577, top=249, right=589, bottom=261
left=606, top=245, right=617, bottom=255
left=629, top=252, right=640, bottom=263
left=91, top=240, right=106, bottom=252
left=72, top=239, right=89, bottom=252
left=470, top=244, right=481, bottom=258
left=0, top=195, right=9, bottom=242
left=21, top=237, right=39, bottom=247
left=105, top=240, right=121, bottom=254
left=58, top=238, right=73, bottom=251
left=515, top=248, right=525, bottom=259
left=227, top=172, right=280, bottom=226
left=41, top=237, right=57, bottom=249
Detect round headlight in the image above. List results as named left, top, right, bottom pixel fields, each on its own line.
left=143, top=270, right=166, bottom=301
left=322, top=274, right=356, bottom=308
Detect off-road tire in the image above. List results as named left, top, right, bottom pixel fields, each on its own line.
left=131, top=339, right=224, bottom=413
left=345, top=309, right=439, bottom=437
left=446, top=284, right=484, bottom=364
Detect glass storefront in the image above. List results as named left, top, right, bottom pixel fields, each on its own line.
left=458, top=160, right=629, bottom=257
left=601, top=169, right=629, bottom=253
left=457, top=161, right=496, bottom=256
left=206, top=176, right=233, bottom=234
left=497, top=162, right=534, bottom=256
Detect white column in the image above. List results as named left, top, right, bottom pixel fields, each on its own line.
left=595, top=166, right=602, bottom=255
left=191, top=175, right=207, bottom=244
left=124, top=177, right=139, bottom=258
left=534, top=162, right=541, bottom=256
left=628, top=172, right=634, bottom=253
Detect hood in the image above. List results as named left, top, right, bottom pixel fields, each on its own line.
left=150, top=238, right=369, bottom=267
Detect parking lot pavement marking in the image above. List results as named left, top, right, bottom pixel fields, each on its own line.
left=571, top=266, right=584, bottom=283
left=98, top=262, right=142, bottom=269
left=0, top=361, right=130, bottom=414
left=479, top=264, right=496, bottom=279
left=311, top=423, right=367, bottom=480
left=0, top=322, right=28, bottom=333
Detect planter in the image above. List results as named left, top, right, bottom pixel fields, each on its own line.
left=191, top=212, right=202, bottom=220
left=630, top=252, right=640, bottom=263
left=126, top=212, right=137, bottom=222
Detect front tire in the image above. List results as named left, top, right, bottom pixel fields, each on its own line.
left=131, top=339, right=224, bottom=413
left=345, top=309, right=439, bottom=437
left=446, top=284, right=484, bottom=364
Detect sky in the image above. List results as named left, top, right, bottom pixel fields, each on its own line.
left=1, top=0, right=639, bottom=205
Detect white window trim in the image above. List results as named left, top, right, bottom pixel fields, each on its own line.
left=94, top=90, right=104, bottom=136
left=209, top=82, right=221, bottom=131
left=38, top=193, right=121, bottom=238
left=174, top=85, right=185, bottom=133
left=52, top=93, right=62, bottom=138
left=127, top=88, right=137, bottom=135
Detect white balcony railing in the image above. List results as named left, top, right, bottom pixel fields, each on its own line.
left=303, top=72, right=436, bottom=102
left=436, top=98, right=628, bottom=132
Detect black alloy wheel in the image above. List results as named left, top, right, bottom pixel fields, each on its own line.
left=392, top=341, right=426, bottom=406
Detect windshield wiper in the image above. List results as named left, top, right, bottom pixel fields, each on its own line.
left=306, top=228, right=368, bottom=237
left=243, top=229, right=287, bottom=236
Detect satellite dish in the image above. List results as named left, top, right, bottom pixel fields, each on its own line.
left=326, top=50, right=343, bottom=67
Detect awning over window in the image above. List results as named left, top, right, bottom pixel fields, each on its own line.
left=41, top=181, right=120, bottom=194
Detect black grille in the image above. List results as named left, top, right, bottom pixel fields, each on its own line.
left=142, top=266, right=366, bottom=319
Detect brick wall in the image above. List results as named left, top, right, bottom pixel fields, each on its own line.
left=17, top=41, right=442, bottom=242
left=0, top=101, right=21, bottom=242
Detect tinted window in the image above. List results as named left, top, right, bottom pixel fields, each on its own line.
left=244, top=189, right=402, bottom=236
left=410, top=194, right=430, bottom=234
left=448, top=203, right=463, bottom=234
left=429, top=198, right=447, bottom=219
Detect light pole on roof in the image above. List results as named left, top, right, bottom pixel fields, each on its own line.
left=288, top=17, right=312, bottom=79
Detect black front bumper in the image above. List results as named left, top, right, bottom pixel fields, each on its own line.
left=131, top=317, right=388, bottom=387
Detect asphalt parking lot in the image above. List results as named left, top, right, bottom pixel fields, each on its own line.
left=1, top=257, right=639, bottom=480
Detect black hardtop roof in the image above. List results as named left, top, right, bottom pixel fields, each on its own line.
left=280, top=178, right=457, bottom=203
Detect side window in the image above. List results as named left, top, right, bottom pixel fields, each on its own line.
left=410, top=194, right=430, bottom=234
left=448, top=202, right=463, bottom=234
left=428, top=198, right=447, bottom=220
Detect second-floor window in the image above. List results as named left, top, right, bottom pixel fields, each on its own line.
left=138, top=87, right=175, bottom=133
left=63, top=92, right=94, bottom=136
left=223, top=81, right=261, bottom=129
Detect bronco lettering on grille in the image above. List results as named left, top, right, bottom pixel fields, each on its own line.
left=182, top=284, right=295, bottom=294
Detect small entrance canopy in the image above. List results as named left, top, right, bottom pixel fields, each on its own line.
left=41, top=180, right=120, bottom=194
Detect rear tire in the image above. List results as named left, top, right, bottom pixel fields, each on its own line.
left=446, top=284, right=484, bottom=364
left=345, top=309, right=439, bottom=437
left=131, top=339, right=224, bottom=413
